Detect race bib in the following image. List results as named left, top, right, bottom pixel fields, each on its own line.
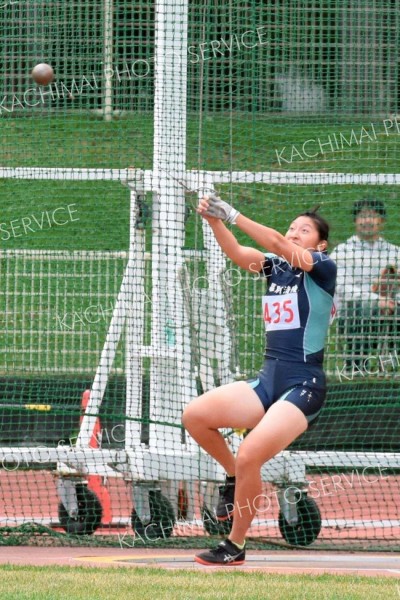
left=262, top=293, right=300, bottom=331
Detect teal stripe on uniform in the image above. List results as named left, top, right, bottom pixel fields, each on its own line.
left=278, top=387, right=295, bottom=401
left=249, top=378, right=260, bottom=389
left=303, top=274, right=333, bottom=357
left=306, top=408, right=322, bottom=424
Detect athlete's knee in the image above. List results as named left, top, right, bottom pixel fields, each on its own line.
left=182, top=402, right=207, bottom=431
left=181, top=404, right=195, bottom=430
left=235, top=444, right=264, bottom=472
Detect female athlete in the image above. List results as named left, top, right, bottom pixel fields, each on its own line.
left=182, top=194, right=337, bottom=566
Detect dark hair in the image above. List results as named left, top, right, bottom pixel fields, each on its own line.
left=297, top=204, right=330, bottom=241
left=352, top=198, right=386, bottom=220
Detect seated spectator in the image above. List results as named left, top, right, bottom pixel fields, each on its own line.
left=330, top=199, right=400, bottom=372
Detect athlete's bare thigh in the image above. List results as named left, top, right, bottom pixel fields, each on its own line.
left=183, top=381, right=265, bottom=431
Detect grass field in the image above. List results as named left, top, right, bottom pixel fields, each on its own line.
left=1, top=114, right=400, bottom=253
left=2, top=113, right=400, bottom=172
left=0, top=565, right=398, bottom=600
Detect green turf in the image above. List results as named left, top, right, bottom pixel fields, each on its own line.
left=1, top=115, right=399, bottom=253
left=0, top=565, right=398, bottom=600
left=0, top=180, right=130, bottom=251
left=2, top=113, right=400, bottom=172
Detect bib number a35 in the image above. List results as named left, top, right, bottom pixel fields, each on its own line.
left=262, top=293, right=300, bottom=331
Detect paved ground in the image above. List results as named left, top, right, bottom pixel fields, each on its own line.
left=0, top=547, right=399, bottom=577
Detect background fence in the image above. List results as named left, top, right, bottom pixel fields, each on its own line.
left=0, top=0, right=400, bottom=550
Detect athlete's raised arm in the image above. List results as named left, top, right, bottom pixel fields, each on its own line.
left=197, top=195, right=329, bottom=272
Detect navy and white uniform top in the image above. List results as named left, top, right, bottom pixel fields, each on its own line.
left=261, top=251, right=337, bottom=366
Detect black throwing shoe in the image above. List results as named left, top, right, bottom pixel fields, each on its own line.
left=195, top=539, right=245, bottom=566
left=216, top=476, right=235, bottom=521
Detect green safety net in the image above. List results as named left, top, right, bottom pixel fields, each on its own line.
left=0, top=0, right=399, bottom=550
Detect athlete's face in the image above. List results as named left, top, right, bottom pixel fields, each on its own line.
left=285, top=216, right=327, bottom=251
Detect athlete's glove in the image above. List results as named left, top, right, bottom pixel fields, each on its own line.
left=203, top=194, right=241, bottom=225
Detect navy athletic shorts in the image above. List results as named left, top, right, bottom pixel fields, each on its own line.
left=248, top=358, right=326, bottom=425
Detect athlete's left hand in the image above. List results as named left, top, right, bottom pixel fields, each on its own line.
left=197, top=194, right=240, bottom=224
